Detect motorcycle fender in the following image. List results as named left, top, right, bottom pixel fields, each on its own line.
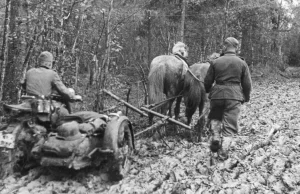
left=103, top=116, right=135, bottom=156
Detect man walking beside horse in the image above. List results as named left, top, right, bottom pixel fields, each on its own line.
left=204, top=37, right=252, bottom=160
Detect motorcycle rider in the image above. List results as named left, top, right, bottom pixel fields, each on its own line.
left=204, top=37, right=252, bottom=160
left=21, top=51, right=81, bottom=115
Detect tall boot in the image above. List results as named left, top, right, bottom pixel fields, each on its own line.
left=218, top=136, right=232, bottom=161
left=209, top=119, right=222, bottom=153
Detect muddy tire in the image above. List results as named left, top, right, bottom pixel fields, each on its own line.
left=117, top=120, right=134, bottom=175
left=107, top=119, right=134, bottom=181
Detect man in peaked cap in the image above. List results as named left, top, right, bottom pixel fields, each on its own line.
left=204, top=37, right=252, bottom=160
left=21, top=51, right=81, bottom=113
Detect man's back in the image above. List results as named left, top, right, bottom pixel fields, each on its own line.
left=213, top=53, right=246, bottom=84
left=25, top=67, right=56, bottom=97
left=205, top=37, right=252, bottom=159
left=204, top=51, right=252, bottom=102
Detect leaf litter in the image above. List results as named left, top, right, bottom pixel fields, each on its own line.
left=1, top=79, right=300, bottom=194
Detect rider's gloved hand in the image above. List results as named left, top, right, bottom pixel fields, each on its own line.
left=74, top=95, right=82, bottom=101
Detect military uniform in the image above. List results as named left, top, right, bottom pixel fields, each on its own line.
left=204, top=50, right=252, bottom=136
left=21, top=51, right=78, bottom=115
left=23, top=67, right=75, bottom=100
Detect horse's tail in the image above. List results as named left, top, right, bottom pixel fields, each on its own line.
left=183, top=70, right=204, bottom=122
left=148, top=64, right=165, bottom=109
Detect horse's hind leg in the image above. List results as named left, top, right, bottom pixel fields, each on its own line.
left=148, top=113, right=154, bottom=125
left=174, top=96, right=182, bottom=120
left=197, top=93, right=206, bottom=140
left=185, top=105, right=197, bottom=125
left=167, top=98, right=175, bottom=118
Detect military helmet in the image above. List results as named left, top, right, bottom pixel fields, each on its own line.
left=224, top=37, right=239, bottom=48
left=56, top=121, right=82, bottom=141
left=38, top=51, right=53, bottom=69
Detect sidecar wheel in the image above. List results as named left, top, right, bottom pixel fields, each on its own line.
left=109, top=120, right=134, bottom=180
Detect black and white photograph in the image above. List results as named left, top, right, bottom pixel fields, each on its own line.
left=0, top=0, right=300, bottom=193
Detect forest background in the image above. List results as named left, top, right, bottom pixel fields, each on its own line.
left=0, top=0, right=299, bottom=114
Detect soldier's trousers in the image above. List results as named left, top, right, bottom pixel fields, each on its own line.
left=208, top=99, right=241, bottom=136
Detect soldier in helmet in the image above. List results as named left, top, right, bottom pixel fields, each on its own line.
left=21, top=51, right=81, bottom=114
left=204, top=37, right=252, bottom=160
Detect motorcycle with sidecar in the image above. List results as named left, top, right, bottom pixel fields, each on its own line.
left=0, top=93, right=135, bottom=180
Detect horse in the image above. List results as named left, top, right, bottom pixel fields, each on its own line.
left=183, top=53, right=220, bottom=126
left=147, top=42, right=188, bottom=124
left=183, top=62, right=210, bottom=126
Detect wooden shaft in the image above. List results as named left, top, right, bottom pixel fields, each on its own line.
left=103, top=89, right=192, bottom=131
left=103, top=89, right=148, bottom=117
left=134, top=120, right=165, bottom=137
left=147, top=94, right=183, bottom=110
left=140, top=107, right=192, bottom=130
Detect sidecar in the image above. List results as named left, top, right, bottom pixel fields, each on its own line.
left=36, top=111, right=135, bottom=179
left=0, top=99, right=135, bottom=180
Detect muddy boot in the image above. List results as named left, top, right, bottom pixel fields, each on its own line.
left=209, top=119, right=222, bottom=153
left=218, top=136, right=232, bottom=161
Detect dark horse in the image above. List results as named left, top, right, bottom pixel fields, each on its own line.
left=148, top=43, right=189, bottom=124
left=183, top=62, right=210, bottom=126
left=183, top=52, right=220, bottom=126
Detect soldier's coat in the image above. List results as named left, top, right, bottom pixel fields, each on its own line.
left=23, top=67, right=75, bottom=100
left=204, top=51, right=252, bottom=136
left=204, top=51, right=252, bottom=102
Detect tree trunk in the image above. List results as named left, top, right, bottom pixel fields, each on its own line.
left=0, top=0, right=11, bottom=101
left=103, top=0, right=113, bottom=77
left=241, top=25, right=251, bottom=63
left=180, top=0, right=186, bottom=42
left=18, top=27, right=38, bottom=100
left=72, top=15, right=85, bottom=88
left=222, top=0, right=230, bottom=41
left=94, top=0, right=114, bottom=112
left=2, top=0, right=20, bottom=103
left=147, top=10, right=151, bottom=69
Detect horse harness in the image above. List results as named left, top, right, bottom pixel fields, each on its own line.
left=173, top=54, right=204, bottom=84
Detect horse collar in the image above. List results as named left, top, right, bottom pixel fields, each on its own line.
left=174, top=54, right=189, bottom=65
